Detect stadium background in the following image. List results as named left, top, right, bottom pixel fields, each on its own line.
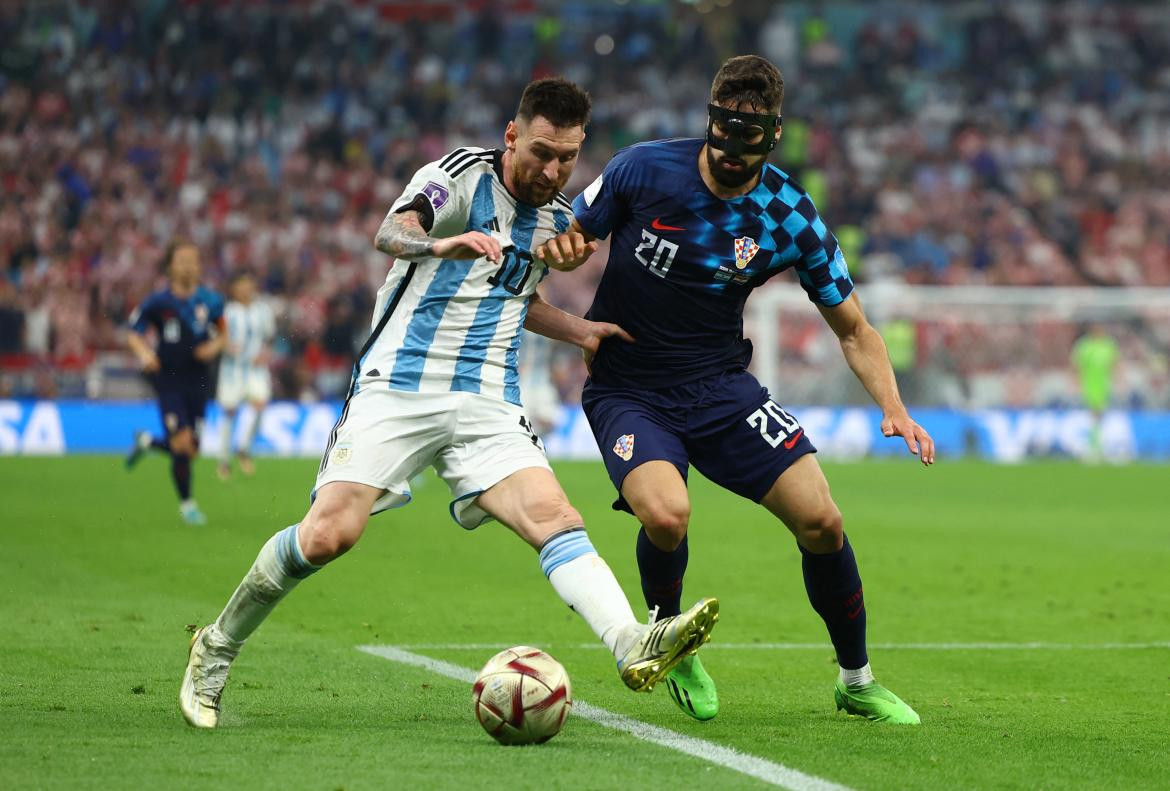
left=3, top=4, right=1169, bottom=790
left=1, top=0, right=1168, bottom=460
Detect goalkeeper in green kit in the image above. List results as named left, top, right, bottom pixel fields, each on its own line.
left=1071, top=324, right=1119, bottom=459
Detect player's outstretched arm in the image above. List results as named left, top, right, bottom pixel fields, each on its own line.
left=534, top=218, right=598, bottom=271
left=524, top=292, right=633, bottom=372
left=374, top=208, right=501, bottom=263
left=817, top=294, right=935, bottom=465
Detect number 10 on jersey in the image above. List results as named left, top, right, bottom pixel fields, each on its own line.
left=487, top=246, right=535, bottom=295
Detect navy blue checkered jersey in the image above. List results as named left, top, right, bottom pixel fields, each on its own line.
left=128, top=286, right=225, bottom=389
left=572, top=138, right=853, bottom=389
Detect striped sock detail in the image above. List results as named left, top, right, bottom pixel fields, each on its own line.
left=538, top=528, right=595, bottom=578
left=275, top=524, right=321, bottom=580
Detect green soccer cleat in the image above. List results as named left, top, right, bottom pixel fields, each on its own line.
left=834, top=680, right=921, bottom=725
left=665, top=654, right=719, bottom=721
left=617, top=598, right=719, bottom=693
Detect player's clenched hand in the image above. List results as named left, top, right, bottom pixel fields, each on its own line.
left=139, top=352, right=161, bottom=373
left=432, top=231, right=503, bottom=263
left=581, top=322, right=634, bottom=375
left=881, top=411, right=935, bottom=465
left=535, top=231, right=599, bottom=272
left=194, top=341, right=219, bottom=363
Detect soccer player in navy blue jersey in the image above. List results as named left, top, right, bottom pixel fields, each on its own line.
left=125, top=240, right=226, bottom=525
left=529, top=55, right=934, bottom=724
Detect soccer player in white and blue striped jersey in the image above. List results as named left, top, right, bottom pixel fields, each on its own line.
left=180, top=79, right=719, bottom=729
left=215, top=272, right=275, bottom=479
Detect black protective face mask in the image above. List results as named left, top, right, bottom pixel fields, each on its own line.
left=705, top=103, right=782, bottom=158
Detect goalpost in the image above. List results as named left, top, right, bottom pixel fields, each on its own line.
left=745, top=283, right=1170, bottom=411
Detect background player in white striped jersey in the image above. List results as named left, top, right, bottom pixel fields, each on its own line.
left=215, top=272, right=276, bottom=479
left=180, top=78, right=719, bottom=729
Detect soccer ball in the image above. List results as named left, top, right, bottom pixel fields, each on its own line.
left=472, top=646, right=572, bottom=745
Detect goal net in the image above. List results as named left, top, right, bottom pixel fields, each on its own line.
left=745, top=283, right=1170, bottom=410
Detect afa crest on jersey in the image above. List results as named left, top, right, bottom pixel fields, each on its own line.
left=612, top=433, right=635, bottom=461
left=734, top=236, right=760, bottom=269
left=330, top=442, right=353, bottom=466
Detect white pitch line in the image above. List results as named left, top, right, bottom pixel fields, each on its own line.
left=358, top=644, right=853, bottom=791
left=394, top=641, right=1170, bottom=651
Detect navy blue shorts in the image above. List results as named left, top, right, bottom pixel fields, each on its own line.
left=157, top=388, right=207, bottom=438
left=581, top=369, right=815, bottom=513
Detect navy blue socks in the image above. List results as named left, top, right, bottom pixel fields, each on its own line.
left=801, top=534, right=868, bottom=669
left=172, top=454, right=192, bottom=500
left=636, top=527, right=688, bottom=619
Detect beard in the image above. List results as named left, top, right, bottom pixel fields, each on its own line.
left=510, top=162, right=560, bottom=206
left=706, top=147, right=766, bottom=189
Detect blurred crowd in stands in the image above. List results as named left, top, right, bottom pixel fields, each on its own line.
left=1, top=0, right=1168, bottom=405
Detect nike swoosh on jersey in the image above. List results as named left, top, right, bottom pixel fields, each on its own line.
left=783, top=429, right=804, bottom=449
left=651, top=217, right=686, bottom=232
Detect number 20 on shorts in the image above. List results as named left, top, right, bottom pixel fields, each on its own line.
left=746, top=400, right=801, bottom=448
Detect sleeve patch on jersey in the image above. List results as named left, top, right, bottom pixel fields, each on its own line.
left=422, top=181, right=450, bottom=210
left=830, top=246, right=850, bottom=279
left=582, top=173, right=603, bottom=206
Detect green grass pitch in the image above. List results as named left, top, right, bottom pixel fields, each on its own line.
left=1, top=456, right=1167, bottom=789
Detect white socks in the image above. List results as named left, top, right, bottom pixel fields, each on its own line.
left=212, top=524, right=320, bottom=648
left=219, top=409, right=259, bottom=461
left=210, top=525, right=645, bottom=662
left=240, top=408, right=260, bottom=454
left=540, top=529, right=639, bottom=658
left=218, top=411, right=235, bottom=464
left=839, top=662, right=875, bottom=687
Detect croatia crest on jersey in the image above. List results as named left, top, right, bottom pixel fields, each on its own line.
left=612, top=433, right=635, bottom=461
left=734, top=236, right=760, bottom=269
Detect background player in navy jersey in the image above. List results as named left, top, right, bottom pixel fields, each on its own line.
left=125, top=240, right=226, bottom=525
left=532, top=55, right=934, bottom=724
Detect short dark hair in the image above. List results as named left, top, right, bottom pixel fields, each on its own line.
left=710, top=55, right=784, bottom=112
left=161, top=238, right=197, bottom=272
left=228, top=269, right=255, bottom=287
left=516, top=78, right=592, bottom=129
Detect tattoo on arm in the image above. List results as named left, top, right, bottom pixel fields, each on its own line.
left=374, top=210, right=436, bottom=259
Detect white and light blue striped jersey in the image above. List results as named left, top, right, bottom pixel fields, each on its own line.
left=356, top=147, right=573, bottom=406
left=219, top=299, right=275, bottom=378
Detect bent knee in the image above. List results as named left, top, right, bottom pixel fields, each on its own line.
left=639, top=502, right=690, bottom=550
left=526, top=496, right=584, bottom=536
left=300, top=509, right=366, bottom=563
left=793, top=507, right=844, bottom=552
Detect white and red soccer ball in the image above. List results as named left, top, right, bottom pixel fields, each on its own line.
left=472, top=646, right=572, bottom=745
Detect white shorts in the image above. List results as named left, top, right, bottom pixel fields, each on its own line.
left=217, top=366, right=272, bottom=409
left=313, top=388, right=550, bottom=529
